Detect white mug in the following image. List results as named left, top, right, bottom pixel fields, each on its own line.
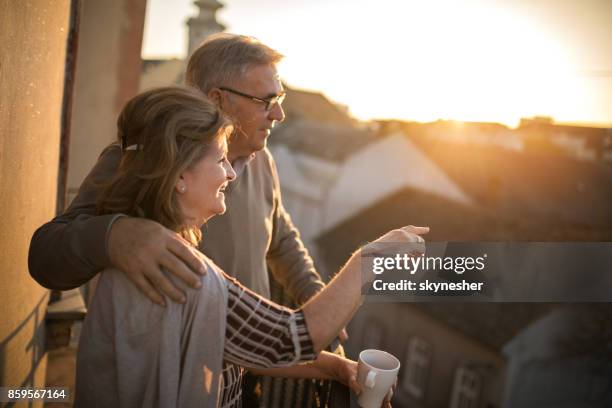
left=357, top=349, right=400, bottom=408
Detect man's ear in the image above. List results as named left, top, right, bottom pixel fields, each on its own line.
left=208, top=88, right=223, bottom=107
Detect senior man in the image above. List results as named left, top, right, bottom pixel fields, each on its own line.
left=29, top=33, right=347, bottom=406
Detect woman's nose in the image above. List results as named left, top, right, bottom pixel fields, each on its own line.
left=225, top=161, right=236, bottom=181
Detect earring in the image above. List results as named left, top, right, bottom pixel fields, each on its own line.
left=179, top=185, right=186, bottom=193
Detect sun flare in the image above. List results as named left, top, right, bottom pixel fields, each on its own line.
left=278, top=1, right=581, bottom=127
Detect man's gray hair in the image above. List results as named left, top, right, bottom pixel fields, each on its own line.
left=185, top=33, right=284, bottom=93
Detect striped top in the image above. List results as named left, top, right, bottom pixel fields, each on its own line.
left=219, top=274, right=316, bottom=407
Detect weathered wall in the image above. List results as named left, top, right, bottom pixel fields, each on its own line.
left=0, top=0, right=71, bottom=396
left=66, top=0, right=146, bottom=205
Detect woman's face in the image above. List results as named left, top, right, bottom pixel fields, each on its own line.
left=176, top=133, right=236, bottom=226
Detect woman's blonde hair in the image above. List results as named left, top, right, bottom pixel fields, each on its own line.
left=97, top=86, right=231, bottom=244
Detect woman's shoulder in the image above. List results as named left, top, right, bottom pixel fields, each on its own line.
left=193, top=253, right=231, bottom=296
left=198, top=252, right=223, bottom=277
left=198, top=253, right=249, bottom=295
left=97, top=259, right=228, bottom=303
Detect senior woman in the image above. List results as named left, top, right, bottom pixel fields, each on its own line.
left=75, top=86, right=427, bottom=407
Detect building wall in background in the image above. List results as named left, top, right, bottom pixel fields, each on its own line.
left=0, top=0, right=71, bottom=396
left=66, top=0, right=146, bottom=205
left=346, top=304, right=506, bottom=408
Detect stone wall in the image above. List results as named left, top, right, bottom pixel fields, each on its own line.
left=0, top=0, right=71, bottom=398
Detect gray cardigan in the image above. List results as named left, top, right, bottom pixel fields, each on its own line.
left=75, top=260, right=229, bottom=407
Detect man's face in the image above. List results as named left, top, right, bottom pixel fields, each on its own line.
left=221, top=64, right=285, bottom=159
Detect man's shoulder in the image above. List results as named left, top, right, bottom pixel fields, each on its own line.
left=89, top=143, right=122, bottom=176
left=228, top=148, right=279, bottom=198
left=250, top=147, right=281, bottom=181
left=99, top=142, right=122, bottom=160
left=252, top=147, right=276, bottom=168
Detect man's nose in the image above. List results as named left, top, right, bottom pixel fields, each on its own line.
left=268, top=102, right=285, bottom=123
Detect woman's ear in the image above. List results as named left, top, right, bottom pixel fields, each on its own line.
left=175, top=176, right=187, bottom=194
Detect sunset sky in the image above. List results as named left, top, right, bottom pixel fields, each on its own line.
left=142, top=0, right=612, bottom=128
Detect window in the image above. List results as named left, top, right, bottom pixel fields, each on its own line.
left=449, top=366, right=482, bottom=408
left=401, top=337, right=431, bottom=399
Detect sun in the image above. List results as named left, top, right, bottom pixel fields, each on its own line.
left=280, top=1, right=579, bottom=127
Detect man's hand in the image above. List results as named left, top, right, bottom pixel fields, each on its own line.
left=107, top=217, right=207, bottom=306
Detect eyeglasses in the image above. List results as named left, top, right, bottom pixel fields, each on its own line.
left=219, top=86, right=286, bottom=111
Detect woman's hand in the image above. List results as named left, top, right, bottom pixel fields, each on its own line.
left=363, top=225, right=429, bottom=255
left=359, top=225, right=429, bottom=283
left=381, top=379, right=397, bottom=408
left=327, top=355, right=361, bottom=394
left=327, top=354, right=396, bottom=407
